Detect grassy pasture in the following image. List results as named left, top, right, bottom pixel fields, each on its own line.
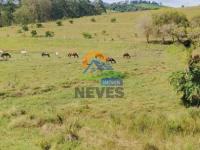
left=0, top=7, right=200, bottom=150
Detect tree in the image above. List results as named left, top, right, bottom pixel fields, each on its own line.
left=0, top=0, right=16, bottom=26
left=170, top=55, right=200, bottom=107
left=151, top=11, right=189, bottom=43
left=14, top=0, right=52, bottom=24
left=14, top=5, right=34, bottom=24
left=93, top=0, right=106, bottom=15
left=138, top=15, right=153, bottom=43
left=152, top=11, right=189, bottom=28
left=2, top=0, right=16, bottom=26
left=37, top=0, right=52, bottom=22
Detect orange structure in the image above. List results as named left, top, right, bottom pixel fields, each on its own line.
left=82, top=51, right=108, bottom=68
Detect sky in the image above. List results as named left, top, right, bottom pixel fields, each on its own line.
left=103, top=0, right=200, bottom=7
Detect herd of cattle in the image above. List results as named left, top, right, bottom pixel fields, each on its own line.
left=0, top=50, right=132, bottom=63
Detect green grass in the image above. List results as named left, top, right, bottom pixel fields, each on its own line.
left=0, top=7, right=200, bottom=150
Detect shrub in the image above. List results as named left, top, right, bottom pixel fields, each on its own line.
left=102, top=30, right=109, bottom=36
left=17, top=29, right=22, bottom=33
left=45, top=31, right=54, bottom=37
left=31, top=30, right=37, bottom=37
left=91, top=18, right=96, bottom=22
left=82, top=32, right=92, bottom=39
left=111, top=18, right=117, bottom=23
left=22, top=25, right=29, bottom=31
left=36, top=23, right=43, bottom=28
left=69, top=20, right=74, bottom=24
left=102, top=30, right=107, bottom=35
left=56, top=20, right=63, bottom=26
left=170, top=55, right=200, bottom=107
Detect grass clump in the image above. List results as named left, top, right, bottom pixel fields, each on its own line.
left=31, top=30, right=37, bottom=37
left=69, top=20, right=74, bottom=24
left=91, top=18, right=96, bottom=22
left=111, top=18, right=117, bottom=23
left=102, top=30, right=107, bottom=35
left=8, top=115, right=39, bottom=128
left=82, top=32, right=92, bottom=39
left=144, top=143, right=159, bottom=150
left=21, top=25, right=29, bottom=31
left=56, top=20, right=63, bottom=26
left=36, top=23, right=43, bottom=28
left=1, top=107, right=26, bottom=118
left=45, top=31, right=54, bottom=37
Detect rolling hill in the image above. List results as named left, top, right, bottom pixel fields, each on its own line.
left=0, top=6, right=200, bottom=150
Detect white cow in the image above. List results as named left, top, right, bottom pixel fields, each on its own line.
left=21, top=50, right=28, bottom=56
left=55, top=52, right=59, bottom=56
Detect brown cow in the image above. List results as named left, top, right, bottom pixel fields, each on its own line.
left=123, top=53, right=131, bottom=59
left=68, top=52, right=79, bottom=58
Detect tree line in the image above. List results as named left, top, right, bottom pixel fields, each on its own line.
left=0, top=0, right=106, bottom=26
left=105, top=0, right=161, bottom=12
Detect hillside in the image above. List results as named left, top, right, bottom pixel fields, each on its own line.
left=0, top=6, right=200, bottom=150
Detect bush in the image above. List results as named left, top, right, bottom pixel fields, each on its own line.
left=36, top=23, right=43, bottom=28
left=69, top=20, right=74, bottom=24
left=45, top=31, right=54, bottom=37
left=22, top=25, right=29, bottom=31
left=102, top=30, right=109, bottom=36
left=102, top=30, right=106, bottom=35
left=91, top=18, right=96, bottom=22
left=31, top=30, right=37, bottom=37
left=56, top=20, right=63, bottom=26
left=17, top=29, right=22, bottom=33
left=111, top=18, right=117, bottom=23
left=82, top=32, right=92, bottom=39
left=170, top=55, right=200, bottom=107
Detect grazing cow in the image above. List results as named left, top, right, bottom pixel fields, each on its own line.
left=123, top=53, right=131, bottom=59
left=42, top=52, right=50, bottom=57
left=106, top=57, right=117, bottom=64
left=1, top=52, right=11, bottom=60
left=68, top=52, right=79, bottom=58
left=21, top=50, right=28, bottom=56
left=0, top=50, right=3, bottom=54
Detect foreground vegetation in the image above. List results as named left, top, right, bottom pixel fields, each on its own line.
left=0, top=6, right=200, bottom=150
